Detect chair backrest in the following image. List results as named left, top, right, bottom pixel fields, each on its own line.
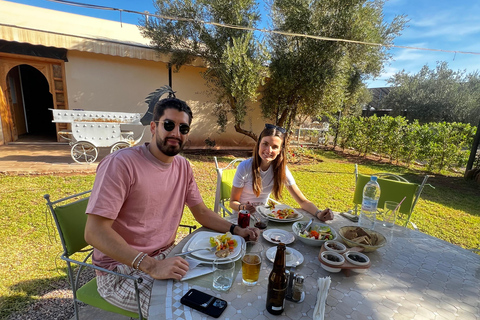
left=44, top=191, right=91, bottom=257
left=353, top=174, right=418, bottom=215
left=214, top=157, right=245, bottom=215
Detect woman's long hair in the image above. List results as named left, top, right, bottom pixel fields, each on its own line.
left=251, top=126, right=287, bottom=199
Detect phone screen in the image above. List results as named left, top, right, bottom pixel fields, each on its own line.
left=180, top=289, right=227, bottom=318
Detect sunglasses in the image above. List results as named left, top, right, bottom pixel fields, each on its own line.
left=155, top=120, right=190, bottom=135
left=265, top=123, right=286, bottom=134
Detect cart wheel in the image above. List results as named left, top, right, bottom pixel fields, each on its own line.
left=110, top=142, right=130, bottom=153
left=71, top=142, right=98, bottom=164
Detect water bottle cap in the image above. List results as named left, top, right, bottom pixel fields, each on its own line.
left=371, top=176, right=378, bottom=181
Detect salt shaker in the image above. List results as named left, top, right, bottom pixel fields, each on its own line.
left=292, top=275, right=305, bottom=302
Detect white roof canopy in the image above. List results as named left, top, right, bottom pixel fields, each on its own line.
left=0, top=1, right=165, bottom=62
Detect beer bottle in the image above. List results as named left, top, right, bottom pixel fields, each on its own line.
left=266, top=243, right=287, bottom=315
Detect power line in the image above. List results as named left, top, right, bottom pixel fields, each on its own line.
left=47, top=0, right=480, bottom=56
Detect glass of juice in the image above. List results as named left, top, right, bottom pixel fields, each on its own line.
left=241, top=241, right=263, bottom=285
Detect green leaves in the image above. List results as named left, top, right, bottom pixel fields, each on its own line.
left=384, top=62, right=480, bottom=125
left=140, top=0, right=266, bottom=140
left=336, top=115, right=476, bottom=172
left=261, top=0, right=406, bottom=129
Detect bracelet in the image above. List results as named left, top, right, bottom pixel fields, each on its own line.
left=230, top=224, right=237, bottom=235
left=315, top=209, right=322, bottom=219
left=131, top=252, right=144, bottom=268
left=135, top=253, right=148, bottom=270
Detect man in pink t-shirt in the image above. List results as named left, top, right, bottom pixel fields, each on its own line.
left=85, top=95, right=259, bottom=317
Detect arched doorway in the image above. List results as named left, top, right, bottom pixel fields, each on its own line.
left=6, top=64, right=56, bottom=142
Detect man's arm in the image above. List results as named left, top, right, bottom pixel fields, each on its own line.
left=189, top=202, right=259, bottom=241
left=85, top=214, right=189, bottom=280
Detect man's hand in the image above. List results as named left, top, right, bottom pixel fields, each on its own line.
left=236, top=226, right=260, bottom=241
left=142, top=256, right=189, bottom=280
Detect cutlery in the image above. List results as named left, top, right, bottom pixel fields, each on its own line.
left=300, top=218, right=314, bottom=234
left=175, top=247, right=216, bottom=256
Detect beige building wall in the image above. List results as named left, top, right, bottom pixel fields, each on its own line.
left=64, top=51, right=263, bottom=149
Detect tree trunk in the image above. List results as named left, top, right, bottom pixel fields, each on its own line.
left=234, top=123, right=257, bottom=141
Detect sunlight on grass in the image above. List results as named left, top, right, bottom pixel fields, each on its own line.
left=1, top=151, right=479, bottom=317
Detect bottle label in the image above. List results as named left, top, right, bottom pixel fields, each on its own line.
left=361, top=199, right=378, bottom=212
left=271, top=305, right=283, bottom=311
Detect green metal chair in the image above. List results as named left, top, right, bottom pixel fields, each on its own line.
left=44, top=191, right=196, bottom=319
left=213, top=156, right=245, bottom=216
left=345, top=164, right=432, bottom=230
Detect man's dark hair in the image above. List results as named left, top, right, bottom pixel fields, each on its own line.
left=153, top=98, right=193, bottom=124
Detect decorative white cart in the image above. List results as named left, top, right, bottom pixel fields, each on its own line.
left=50, top=85, right=176, bottom=164
left=50, top=109, right=145, bottom=164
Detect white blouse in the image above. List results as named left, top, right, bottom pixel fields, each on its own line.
left=232, top=158, right=295, bottom=210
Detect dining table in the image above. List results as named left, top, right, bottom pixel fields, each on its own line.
left=149, top=209, right=480, bottom=319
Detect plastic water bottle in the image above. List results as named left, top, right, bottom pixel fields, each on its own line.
left=358, top=176, right=381, bottom=229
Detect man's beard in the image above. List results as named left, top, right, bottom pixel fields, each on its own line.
left=156, top=135, right=185, bottom=156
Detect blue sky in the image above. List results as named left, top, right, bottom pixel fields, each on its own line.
left=5, top=0, right=480, bottom=88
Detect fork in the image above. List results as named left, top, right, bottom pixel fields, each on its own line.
left=175, top=247, right=216, bottom=256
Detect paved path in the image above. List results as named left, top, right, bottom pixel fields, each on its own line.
left=0, top=143, right=107, bottom=175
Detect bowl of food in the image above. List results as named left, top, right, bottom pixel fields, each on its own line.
left=323, top=240, right=347, bottom=254
left=292, top=221, right=337, bottom=247
left=338, top=226, right=387, bottom=252
left=319, top=251, right=344, bottom=273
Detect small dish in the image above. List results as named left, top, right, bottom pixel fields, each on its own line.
left=344, top=251, right=370, bottom=266
left=323, top=240, right=347, bottom=253
left=319, top=251, right=344, bottom=273
left=263, top=229, right=295, bottom=245
left=266, top=246, right=304, bottom=267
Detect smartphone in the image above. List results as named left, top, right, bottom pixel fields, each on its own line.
left=180, top=288, right=227, bottom=318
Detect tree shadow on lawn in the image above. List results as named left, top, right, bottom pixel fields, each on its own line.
left=3, top=268, right=94, bottom=320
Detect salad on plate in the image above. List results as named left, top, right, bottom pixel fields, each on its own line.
left=209, top=232, right=238, bottom=257
left=268, top=207, right=298, bottom=220
left=300, top=225, right=334, bottom=240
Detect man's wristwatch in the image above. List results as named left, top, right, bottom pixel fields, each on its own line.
left=230, top=224, right=237, bottom=235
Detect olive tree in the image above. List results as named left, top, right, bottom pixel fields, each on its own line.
left=261, top=0, right=406, bottom=130
left=384, top=62, right=480, bottom=124
left=140, top=0, right=267, bottom=141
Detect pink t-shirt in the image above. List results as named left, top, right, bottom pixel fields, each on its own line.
left=86, top=143, right=203, bottom=270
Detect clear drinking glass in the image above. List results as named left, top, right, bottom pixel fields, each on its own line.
left=213, top=257, right=235, bottom=291
left=382, top=201, right=398, bottom=227
left=253, top=213, right=268, bottom=232
left=241, top=241, right=263, bottom=286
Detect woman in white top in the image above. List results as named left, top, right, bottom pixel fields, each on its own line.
left=230, top=124, right=334, bottom=222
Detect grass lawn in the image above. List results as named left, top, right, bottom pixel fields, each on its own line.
left=1, top=149, right=479, bottom=318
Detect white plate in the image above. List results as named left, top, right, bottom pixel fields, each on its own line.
left=263, top=229, right=295, bottom=245
left=266, top=246, right=304, bottom=267
left=257, top=204, right=304, bottom=222
left=182, top=231, right=244, bottom=262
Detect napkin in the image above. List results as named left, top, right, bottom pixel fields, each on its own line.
left=181, top=257, right=214, bottom=281
left=313, top=276, right=331, bottom=320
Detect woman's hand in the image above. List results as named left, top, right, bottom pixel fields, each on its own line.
left=316, top=208, right=334, bottom=222
left=245, top=202, right=257, bottom=214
